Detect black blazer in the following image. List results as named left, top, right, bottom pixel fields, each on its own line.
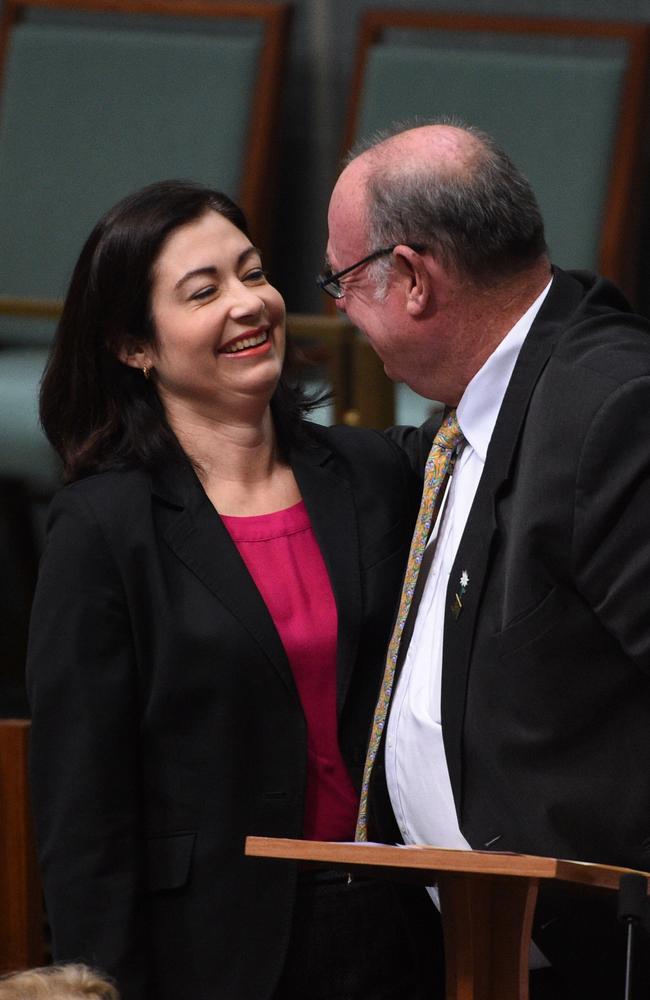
left=369, top=268, right=650, bottom=983
left=26, top=423, right=424, bottom=1000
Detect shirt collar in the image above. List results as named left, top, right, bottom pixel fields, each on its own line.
left=457, top=278, right=552, bottom=461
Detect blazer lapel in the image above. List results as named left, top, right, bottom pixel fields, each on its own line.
left=150, top=460, right=296, bottom=694
left=441, top=268, right=585, bottom=805
left=291, top=436, right=362, bottom=718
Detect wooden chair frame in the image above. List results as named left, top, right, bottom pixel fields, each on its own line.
left=0, top=0, right=292, bottom=310
left=343, top=10, right=650, bottom=299
left=287, top=312, right=355, bottom=425
left=0, top=298, right=382, bottom=426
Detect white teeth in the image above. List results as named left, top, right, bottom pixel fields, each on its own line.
left=223, top=331, right=268, bottom=353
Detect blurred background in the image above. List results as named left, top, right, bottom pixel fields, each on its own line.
left=2, top=0, right=650, bottom=715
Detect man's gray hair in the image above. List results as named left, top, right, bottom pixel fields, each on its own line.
left=351, top=118, right=547, bottom=289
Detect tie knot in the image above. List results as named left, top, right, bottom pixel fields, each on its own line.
left=433, top=408, right=463, bottom=453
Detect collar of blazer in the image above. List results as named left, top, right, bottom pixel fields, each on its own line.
left=440, top=266, right=605, bottom=807
left=147, top=430, right=362, bottom=712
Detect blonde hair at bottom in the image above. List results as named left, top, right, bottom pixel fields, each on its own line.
left=0, top=964, right=119, bottom=1000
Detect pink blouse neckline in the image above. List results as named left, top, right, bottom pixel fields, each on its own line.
left=220, top=500, right=309, bottom=541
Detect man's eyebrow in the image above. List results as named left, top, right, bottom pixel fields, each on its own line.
left=174, top=246, right=262, bottom=290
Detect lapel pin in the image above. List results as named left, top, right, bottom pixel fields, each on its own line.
left=450, top=570, right=469, bottom=620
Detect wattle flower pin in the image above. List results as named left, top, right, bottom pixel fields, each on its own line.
left=451, top=570, right=469, bottom=620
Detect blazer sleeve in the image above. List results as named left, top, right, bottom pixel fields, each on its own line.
left=572, top=375, right=650, bottom=672
left=26, top=488, right=149, bottom=998
left=384, top=413, right=441, bottom=479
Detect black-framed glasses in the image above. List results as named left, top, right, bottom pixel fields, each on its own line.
left=317, top=245, right=398, bottom=300
left=317, top=243, right=426, bottom=299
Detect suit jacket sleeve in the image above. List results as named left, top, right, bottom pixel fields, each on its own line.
left=572, top=374, right=650, bottom=670
left=384, top=414, right=440, bottom=478
left=26, top=488, right=149, bottom=996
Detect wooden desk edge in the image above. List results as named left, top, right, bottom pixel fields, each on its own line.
left=245, top=836, right=650, bottom=893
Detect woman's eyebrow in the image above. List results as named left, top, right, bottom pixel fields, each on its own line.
left=175, top=265, right=218, bottom=290
left=241, top=245, right=262, bottom=263
left=174, top=247, right=262, bottom=290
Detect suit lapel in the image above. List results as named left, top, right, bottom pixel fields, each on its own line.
left=150, top=459, right=296, bottom=694
left=441, top=268, right=585, bottom=805
left=291, top=436, right=362, bottom=718
left=148, top=433, right=362, bottom=711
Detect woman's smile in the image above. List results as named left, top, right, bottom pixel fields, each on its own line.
left=219, top=327, right=271, bottom=355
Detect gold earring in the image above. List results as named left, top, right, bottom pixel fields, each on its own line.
left=142, top=366, right=151, bottom=380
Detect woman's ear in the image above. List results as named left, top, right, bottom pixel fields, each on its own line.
left=117, top=341, right=152, bottom=371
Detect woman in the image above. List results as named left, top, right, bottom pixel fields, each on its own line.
left=27, top=181, right=436, bottom=1000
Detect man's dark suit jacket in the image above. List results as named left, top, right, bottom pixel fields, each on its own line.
left=371, top=268, right=650, bottom=990
left=26, top=423, right=427, bottom=1000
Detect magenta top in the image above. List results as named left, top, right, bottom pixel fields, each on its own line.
left=221, top=500, right=358, bottom=841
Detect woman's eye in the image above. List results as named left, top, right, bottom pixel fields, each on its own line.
left=190, top=285, right=217, bottom=301
left=243, top=268, right=267, bottom=283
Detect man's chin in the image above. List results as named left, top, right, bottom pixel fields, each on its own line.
left=382, top=362, right=401, bottom=384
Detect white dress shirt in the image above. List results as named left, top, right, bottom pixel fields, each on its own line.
left=386, top=280, right=552, bottom=853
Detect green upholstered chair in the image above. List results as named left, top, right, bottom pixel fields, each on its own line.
left=342, top=11, right=650, bottom=426
left=0, top=350, right=61, bottom=492
left=0, top=0, right=291, bottom=498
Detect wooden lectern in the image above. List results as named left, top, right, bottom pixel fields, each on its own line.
left=245, top=836, right=650, bottom=1000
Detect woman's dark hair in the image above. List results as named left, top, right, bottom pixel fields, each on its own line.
left=40, top=179, right=315, bottom=482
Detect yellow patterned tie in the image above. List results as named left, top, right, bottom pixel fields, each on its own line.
left=355, top=409, right=464, bottom=841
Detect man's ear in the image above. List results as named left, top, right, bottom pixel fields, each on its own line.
left=392, top=245, right=433, bottom=317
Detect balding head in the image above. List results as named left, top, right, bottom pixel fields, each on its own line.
left=332, top=121, right=548, bottom=287
left=325, top=122, right=551, bottom=404
left=360, top=123, right=480, bottom=176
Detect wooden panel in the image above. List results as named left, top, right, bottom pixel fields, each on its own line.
left=0, top=720, right=44, bottom=972
left=351, top=338, right=394, bottom=429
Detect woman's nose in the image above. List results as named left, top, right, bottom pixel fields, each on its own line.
left=229, top=282, right=264, bottom=318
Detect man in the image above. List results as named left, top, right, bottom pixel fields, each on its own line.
left=322, top=121, right=650, bottom=997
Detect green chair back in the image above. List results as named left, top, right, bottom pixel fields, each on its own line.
left=358, top=47, right=621, bottom=274
left=0, top=0, right=291, bottom=345
left=344, top=12, right=650, bottom=424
